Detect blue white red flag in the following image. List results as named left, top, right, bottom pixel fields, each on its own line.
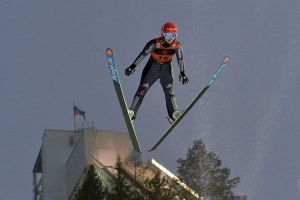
left=73, top=106, right=86, bottom=120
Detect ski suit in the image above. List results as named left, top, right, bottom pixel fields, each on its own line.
left=129, top=37, right=185, bottom=119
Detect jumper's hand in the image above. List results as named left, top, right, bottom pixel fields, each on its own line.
left=179, top=71, right=189, bottom=84
left=125, top=64, right=137, bottom=76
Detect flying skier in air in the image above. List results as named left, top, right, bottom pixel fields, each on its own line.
left=125, top=22, right=189, bottom=122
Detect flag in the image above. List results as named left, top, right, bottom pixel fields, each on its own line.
left=73, top=106, right=86, bottom=120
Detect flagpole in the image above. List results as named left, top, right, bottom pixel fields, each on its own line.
left=73, top=102, right=76, bottom=132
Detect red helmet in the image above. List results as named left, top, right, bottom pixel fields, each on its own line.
left=161, top=22, right=178, bottom=40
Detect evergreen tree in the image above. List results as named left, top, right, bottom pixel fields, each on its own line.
left=142, top=171, right=178, bottom=200
left=177, top=139, right=247, bottom=200
left=107, top=155, right=137, bottom=200
left=75, top=164, right=107, bottom=200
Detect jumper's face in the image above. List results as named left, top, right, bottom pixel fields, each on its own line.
left=165, top=37, right=175, bottom=44
left=162, top=32, right=178, bottom=44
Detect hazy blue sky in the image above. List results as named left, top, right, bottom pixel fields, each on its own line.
left=1, top=0, right=300, bottom=199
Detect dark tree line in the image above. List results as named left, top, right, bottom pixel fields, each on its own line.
left=74, top=139, right=247, bottom=200
left=74, top=165, right=107, bottom=200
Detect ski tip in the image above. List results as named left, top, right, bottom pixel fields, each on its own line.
left=106, top=48, right=113, bottom=55
left=223, top=56, right=230, bottom=63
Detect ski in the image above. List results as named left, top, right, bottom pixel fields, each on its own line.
left=106, top=48, right=142, bottom=153
left=149, top=56, right=231, bottom=152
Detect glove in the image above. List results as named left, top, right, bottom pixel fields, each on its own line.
left=179, top=71, right=189, bottom=85
left=125, top=64, right=137, bottom=76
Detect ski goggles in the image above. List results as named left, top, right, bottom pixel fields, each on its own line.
left=162, top=32, right=178, bottom=40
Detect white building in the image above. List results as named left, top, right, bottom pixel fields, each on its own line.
left=32, top=128, right=130, bottom=200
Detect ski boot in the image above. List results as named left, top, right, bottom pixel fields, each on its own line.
left=167, top=110, right=181, bottom=124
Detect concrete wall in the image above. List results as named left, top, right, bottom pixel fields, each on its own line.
left=85, top=129, right=130, bottom=167
left=42, top=130, right=73, bottom=200
left=65, top=132, right=87, bottom=198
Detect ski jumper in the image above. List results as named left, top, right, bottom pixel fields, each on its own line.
left=130, top=37, right=185, bottom=119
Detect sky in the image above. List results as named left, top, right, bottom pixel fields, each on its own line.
left=1, top=0, right=300, bottom=199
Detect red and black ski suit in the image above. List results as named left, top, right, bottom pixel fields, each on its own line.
left=129, top=37, right=186, bottom=119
